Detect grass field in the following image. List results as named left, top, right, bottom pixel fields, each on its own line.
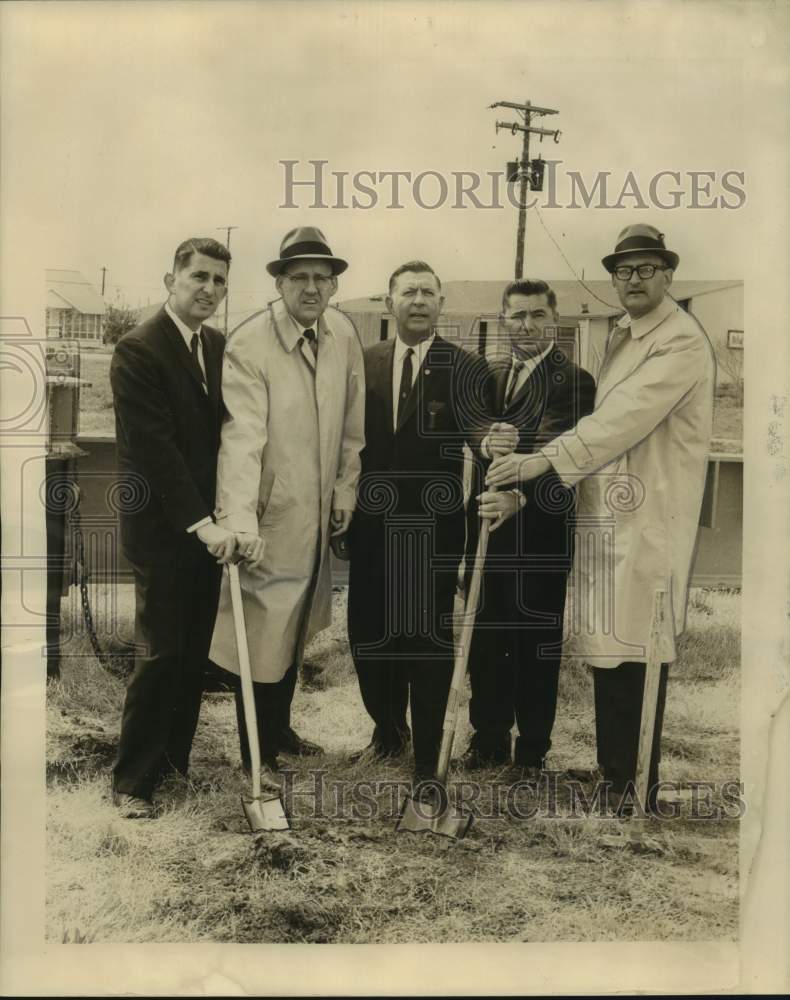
left=47, top=586, right=741, bottom=944
left=77, top=349, right=744, bottom=448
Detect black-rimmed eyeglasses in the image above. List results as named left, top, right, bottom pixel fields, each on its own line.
left=612, top=264, right=669, bottom=281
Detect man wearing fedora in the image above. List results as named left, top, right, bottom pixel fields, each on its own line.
left=487, top=224, right=715, bottom=811
left=208, top=227, right=364, bottom=781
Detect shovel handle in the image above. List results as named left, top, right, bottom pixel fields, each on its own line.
left=634, top=588, right=666, bottom=813
left=227, top=562, right=262, bottom=802
left=436, top=488, right=495, bottom=780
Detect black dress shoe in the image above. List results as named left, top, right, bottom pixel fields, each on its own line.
left=112, top=791, right=154, bottom=819
left=460, top=743, right=511, bottom=770
left=348, top=741, right=393, bottom=764
left=348, top=733, right=410, bottom=764
left=348, top=741, right=373, bottom=764
left=278, top=727, right=324, bottom=757
left=242, top=754, right=282, bottom=777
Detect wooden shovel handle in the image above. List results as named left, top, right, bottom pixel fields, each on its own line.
left=228, top=563, right=262, bottom=801
left=436, top=487, right=496, bottom=780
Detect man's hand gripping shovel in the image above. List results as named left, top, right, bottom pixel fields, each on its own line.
left=227, top=557, right=290, bottom=833
left=396, top=490, right=495, bottom=840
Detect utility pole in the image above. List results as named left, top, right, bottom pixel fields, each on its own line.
left=99, top=266, right=107, bottom=296
left=490, top=100, right=560, bottom=278
left=217, top=225, right=238, bottom=334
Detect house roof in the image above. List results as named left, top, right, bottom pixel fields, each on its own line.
left=138, top=278, right=742, bottom=334
left=46, top=268, right=107, bottom=315
left=339, top=279, right=742, bottom=320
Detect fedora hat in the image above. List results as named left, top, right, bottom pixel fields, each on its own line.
left=266, top=226, right=348, bottom=277
left=602, top=224, right=679, bottom=273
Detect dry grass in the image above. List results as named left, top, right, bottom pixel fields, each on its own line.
left=47, top=587, right=740, bottom=944
left=711, top=388, right=743, bottom=451
left=78, top=351, right=114, bottom=436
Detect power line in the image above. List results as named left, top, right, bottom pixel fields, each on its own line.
left=533, top=205, right=620, bottom=311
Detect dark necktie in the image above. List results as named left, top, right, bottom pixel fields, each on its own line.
left=302, top=327, right=317, bottom=359
left=191, top=332, right=207, bottom=389
left=397, top=348, right=414, bottom=427
left=504, top=357, right=525, bottom=407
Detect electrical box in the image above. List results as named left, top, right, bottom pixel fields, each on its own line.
left=530, top=157, right=546, bottom=191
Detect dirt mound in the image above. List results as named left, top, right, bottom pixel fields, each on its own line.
left=47, top=712, right=118, bottom=779
left=249, top=832, right=310, bottom=872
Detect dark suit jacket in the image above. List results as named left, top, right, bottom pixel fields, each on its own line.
left=348, top=335, right=492, bottom=656
left=484, top=346, right=596, bottom=564
left=110, top=307, right=225, bottom=561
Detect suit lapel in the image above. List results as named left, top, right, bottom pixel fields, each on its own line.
left=160, top=310, right=209, bottom=400
left=396, top=336, right=439, bottom=432
left=370, top=339, right=396, bottom=433
left=505, top=348, right=558, bottom=413
left=202, top=329, right=222, bottom=415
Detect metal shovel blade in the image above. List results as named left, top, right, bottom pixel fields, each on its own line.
left=241, top=793, right=290, bottom=833
left=396, top=792, right=473, bottom=840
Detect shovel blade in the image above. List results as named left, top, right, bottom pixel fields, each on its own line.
left=242, top=793, right=290, bottom=833
left=396, top=794, right=473, bottom=840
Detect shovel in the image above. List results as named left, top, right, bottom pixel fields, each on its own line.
left=227, top=561, right=290, bottom=833
left=396, top=490, right=495, bottom=839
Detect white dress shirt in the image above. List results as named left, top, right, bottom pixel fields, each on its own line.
left=481, top=340, right=555, bottom=461
left=504, top=340, right=555, bottom=404
left=392, top=333, right=434, bottom=430
left=165, top=302, right=206, bottom=384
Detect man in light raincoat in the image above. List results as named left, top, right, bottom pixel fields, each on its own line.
left=486, top=224, right=715, bottom=811
left=209, top=227, right=364, bottom=783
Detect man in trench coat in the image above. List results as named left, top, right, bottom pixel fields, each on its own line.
left=486, top=225, right=715, bottom=811
left=209, top=227, right=365, bottom=782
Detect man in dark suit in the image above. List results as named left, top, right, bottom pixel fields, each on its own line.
left=467, top=279, right=596, bottom=780
left=110, top=237, right=236, bottom=818
left=347, top=260, right=493, bottom=788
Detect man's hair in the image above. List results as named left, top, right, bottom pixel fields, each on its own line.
left=501, top=278, right=557, bottom=314
left=172, top=237, right=232, bottom=273
left=388, top=260, right=441, bottom=293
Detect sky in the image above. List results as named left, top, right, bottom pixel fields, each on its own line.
left=1, top=0, right=788, bottom=321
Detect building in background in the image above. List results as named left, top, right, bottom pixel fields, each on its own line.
left=339, top=279, right=743, bottom=388
left=46, top=268, right=107, bottom=344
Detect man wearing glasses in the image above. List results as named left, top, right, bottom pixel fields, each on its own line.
left=486, top=225, right=715, bottom=813
left=209, top=227, right=364, bottom=785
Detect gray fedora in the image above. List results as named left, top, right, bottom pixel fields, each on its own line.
left=266, top=226, right=348, bottom=277
left=602, top=224, right=679, bottom=273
